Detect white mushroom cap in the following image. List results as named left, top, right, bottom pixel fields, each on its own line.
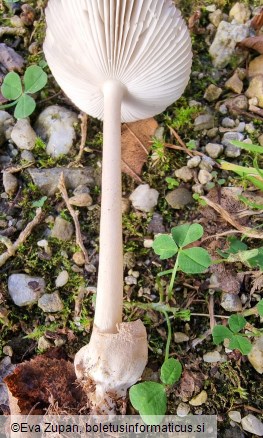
left=44, top=0, right=192, bottom=122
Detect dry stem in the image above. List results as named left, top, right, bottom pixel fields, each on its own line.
left=0, top=208, right=44, bottom=267
left=58, top=172, right=89, bottom=264
left=201, top=196, right=263, bottom=239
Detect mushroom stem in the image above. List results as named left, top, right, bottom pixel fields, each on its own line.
left=94, top=80, right=125, bottom=334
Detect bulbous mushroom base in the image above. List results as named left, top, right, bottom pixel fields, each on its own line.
left=74, top=320, right=148, bottom=414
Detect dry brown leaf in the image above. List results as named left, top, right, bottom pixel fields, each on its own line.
left=237, top=36, right=263, bottom=54
left=250, top=8, right=263, bottom=32
left=121, top=118, right=158, bottom=182
left=4, top=355, right=85, bottom=414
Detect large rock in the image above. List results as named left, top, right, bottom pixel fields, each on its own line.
left=35, top=105, right=78, bottom=157
left=27, top=167, right=94, bottom=196
left=209, top=21, right=249, bottom=68
left=8, top=274, right=45, bottom=306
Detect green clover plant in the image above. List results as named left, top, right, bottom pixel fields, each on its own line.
left=130, top=356, right=182, bottom=425
left=0, top=65, right=47, bottom=119
left=153, top=223, right=211, bottom=300
left=212, top=302, right=263, bottom=355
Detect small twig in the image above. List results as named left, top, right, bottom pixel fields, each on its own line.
left=3, top=162, right=34, bottom=174
left=201, top=196, right=263, bottom=239
left=169, top=126, right=194, bottom=157
left=58, top=172, right=89, bottom=264
left=74, top=112, right=89, bottom=164
left=0, top=208, right=44, bottom=267
left=208, top=291, right=216, bottom=330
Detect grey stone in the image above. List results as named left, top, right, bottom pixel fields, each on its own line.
left=241, top=415, right=263, bottom=436
left=187, top=156, right=201, bottom=168
left=220, top=293, right=242, bottom=312
left=177, top=402, right=190, bottom=417
left=203, top=351, right=224, bottom=363
left=205, top=143, right=224, bottom=158
left=204, top=84, right=222, bottom=102
left=219, top=104, right=228, bottom=115
left=222, top=132, right=244, bottom=148
left=209, top=21, right=249, bottom=68
left=35, top=105, right=78, bottom=157
left=125, top=276, right=137, bottom=286
left=2, top=171, right=18, bottom=196
left=129, top=184, right=159, bottom=212
left=222, top=118, right=236, bottom=128
left=8, top=273, right=45, bottom=306
left=248, top=336, right=263, bottom=374
left=198, top=169, right=213, bottom=185
left=11, top=118, right=36, bottom=150
left=194, top=114, right=214, bottom=131
left=0, top=111, right=15, bottom=145
left=27, top=167, right=94, bottom=196
left=206, top=127, right=219, bottom=139
left=225, top=145, right=241, bottom=158
left=174, top=166, right=193, bottom=182
left=235, top=122, right=246, bottom=133
left=165, top=188, right=193, bottom=209
left=199, top=156, right=215, bottom=171
left=51, top=216, right=74, bottom=241
left=229, top=411, right=242, bottom=423
left=21, top=150, right=35, bottom=163
left=192, top=184, right=204, bottom=195
left=38, top=291, right=64, bottom=313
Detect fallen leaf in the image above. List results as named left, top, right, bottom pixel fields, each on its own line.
left=188, top=10, right=205, bottom=34
left=121, top=118, right=158, bottom=182
left=250, top=8, right=263, bottom=32
left=177, top=370, right=204, bottom=400
left=237, top=36, right=263, bottom=55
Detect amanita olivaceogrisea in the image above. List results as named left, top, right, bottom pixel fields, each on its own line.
left=44, top=0, right=192, bottom=413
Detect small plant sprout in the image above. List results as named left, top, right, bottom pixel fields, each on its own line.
left=0, top=65, right=47, bottom=119
left=153, top=223, right=211, bottom=300
left=44, top=0, right=192, bottom=413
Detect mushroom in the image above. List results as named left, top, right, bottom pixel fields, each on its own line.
left=44, top=0, right=192, bottom=413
